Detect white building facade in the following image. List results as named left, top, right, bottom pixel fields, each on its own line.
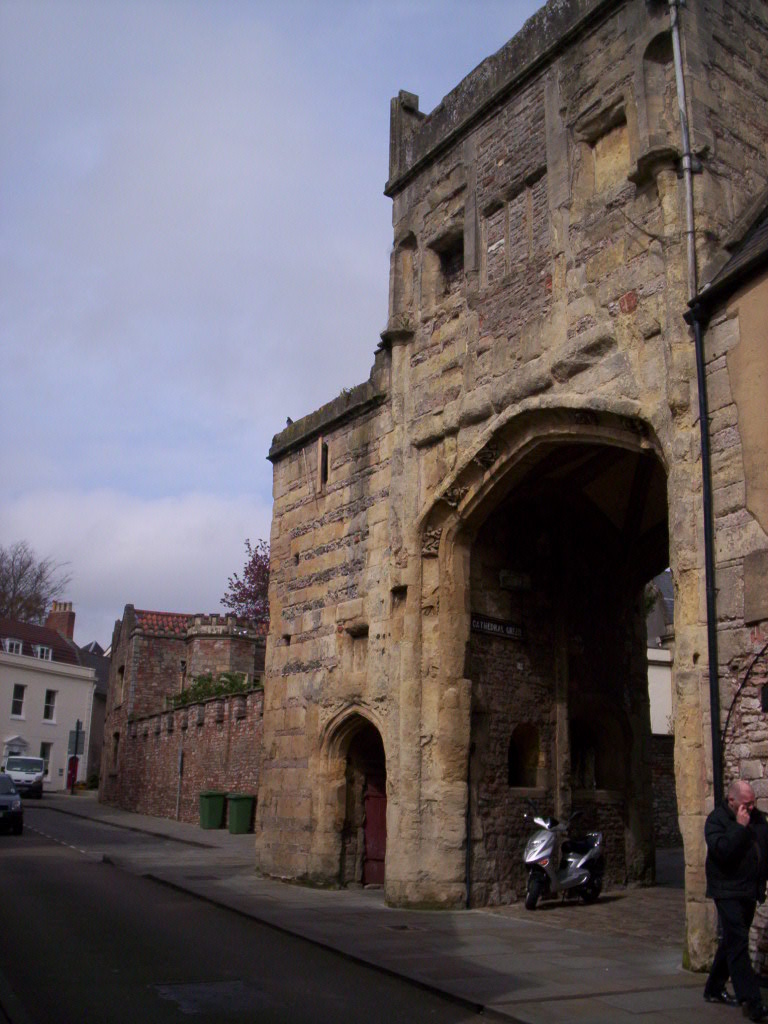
left=1, top=619, right=96, bottom=791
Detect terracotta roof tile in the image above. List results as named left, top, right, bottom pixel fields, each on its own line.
left=134, top=610, right=192, bottom=636
left=133, top=610, right=269, bottom=637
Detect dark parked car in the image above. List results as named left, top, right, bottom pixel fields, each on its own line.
left=0, top=775, right=23, bottom=834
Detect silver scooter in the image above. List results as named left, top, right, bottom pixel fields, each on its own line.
left=522, top=800, right=605, bottom=910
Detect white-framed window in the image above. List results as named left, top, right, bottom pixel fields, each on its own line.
left=3, top=638, right=23, bottom=655
left=40, top=742, right=52, bottom=776
left=11, top=684, right=25, bottom=717
left=43, top=689, right=57, bottom=721
left=34, top=645, right=53, bottom=661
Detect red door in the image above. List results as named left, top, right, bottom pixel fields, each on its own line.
left=362, top=774, right=386, bottom=885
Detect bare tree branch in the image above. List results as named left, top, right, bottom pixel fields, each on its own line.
left=0, top=540, right=72, bottom=623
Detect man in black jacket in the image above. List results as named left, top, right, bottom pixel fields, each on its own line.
left=705, top=780, right=768, bottom=1021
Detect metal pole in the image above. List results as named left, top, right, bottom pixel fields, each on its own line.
left=70, top=719, right=81, bottom=795
left=669, top=0, right=697, bottom=302
left=175, top=746, right=184, bottom=820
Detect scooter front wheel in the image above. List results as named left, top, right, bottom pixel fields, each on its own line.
left=525, top=875, right=543, bottom=910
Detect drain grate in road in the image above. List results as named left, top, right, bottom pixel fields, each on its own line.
left=155, top=980, right=277, bottom=1014
left=385, top=923, right=425, bottom=931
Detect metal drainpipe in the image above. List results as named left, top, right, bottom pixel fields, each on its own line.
left=669, top=0, right=723, bottom=802
left=669, top=0, right=697, bottom=299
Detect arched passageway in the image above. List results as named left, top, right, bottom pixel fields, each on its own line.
left=460, top=439, right=669, bottom=904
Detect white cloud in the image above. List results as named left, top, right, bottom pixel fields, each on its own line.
left=0, top=490, right=272, bottom=647
left=1, top=0, right=543, bottom=645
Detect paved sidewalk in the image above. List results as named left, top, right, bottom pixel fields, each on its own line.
left=31, top=791, right=732, bottom=1024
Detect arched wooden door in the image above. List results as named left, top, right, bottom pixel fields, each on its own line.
left=362, top=772, right=387, bottom=885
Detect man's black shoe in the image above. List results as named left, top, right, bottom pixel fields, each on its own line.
left=743, top=1002, right=768, bottom=1022
left=704, top=987, right=739, bottom=1007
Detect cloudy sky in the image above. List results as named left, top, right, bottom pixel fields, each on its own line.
left=1, top=0, right=543, bottom=647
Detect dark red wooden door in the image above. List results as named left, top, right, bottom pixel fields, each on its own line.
left=362, top=774, right=387, bottom=885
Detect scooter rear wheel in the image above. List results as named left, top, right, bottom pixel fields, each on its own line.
left=525, top=876, right=543, bottom=910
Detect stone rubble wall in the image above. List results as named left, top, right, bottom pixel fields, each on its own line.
left=651, top=734, right=682, bottom=848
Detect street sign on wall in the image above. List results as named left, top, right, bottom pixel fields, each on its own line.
left=471, top=614, right=524, bottom=641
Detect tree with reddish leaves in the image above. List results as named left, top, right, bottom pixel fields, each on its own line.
left=221, top=538, right=270, bottom=624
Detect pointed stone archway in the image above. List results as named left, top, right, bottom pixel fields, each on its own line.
left=406, top=405, right=670, bottom=907
left=311, top=707, right=388, bottom=889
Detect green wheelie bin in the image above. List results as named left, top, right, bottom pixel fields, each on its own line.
left=226, top=793, right=255, bottom=834
left=199, top=790, right=226, bottom=829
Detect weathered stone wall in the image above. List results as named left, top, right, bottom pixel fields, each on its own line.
left=257, top=368, right=394, bottom=880
left=113, top=691, right=263, bottom=824
left=258, top=0, right=768, bottom=967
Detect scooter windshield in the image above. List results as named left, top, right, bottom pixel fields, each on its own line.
left=534, top=816, right=558, bottom=829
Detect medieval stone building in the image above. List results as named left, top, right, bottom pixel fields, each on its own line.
left=256, top=0, right=768, bottom=969
left=100, top=606, right=266, bottom=821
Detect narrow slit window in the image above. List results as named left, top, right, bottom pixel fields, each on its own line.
left=317, top=437, right=329, bottom=489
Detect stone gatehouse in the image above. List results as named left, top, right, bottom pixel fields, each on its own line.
left=255, top=0, right=768, bottom=970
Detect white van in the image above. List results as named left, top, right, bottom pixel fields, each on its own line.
left=3, top=756, right=45, bottom=798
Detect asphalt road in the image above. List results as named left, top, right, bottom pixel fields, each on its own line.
left=0, top=810, right=483, bottom=1024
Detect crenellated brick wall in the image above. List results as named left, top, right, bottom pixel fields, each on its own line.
left=100, top=605, right=266, bottom=823
left=102, top=689, right=263, bottom=824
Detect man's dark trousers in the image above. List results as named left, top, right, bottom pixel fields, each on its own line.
left=708, top=897, right=761, bottom=1005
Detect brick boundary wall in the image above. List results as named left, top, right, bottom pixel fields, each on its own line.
left=100, top=689, right=264, bottom=826
left=651, top=734, right=682, bottom=848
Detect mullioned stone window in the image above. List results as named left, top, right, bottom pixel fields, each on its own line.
left=480, top=172, right=549, bottom=293
left=482, top=203, right=506, bottom=289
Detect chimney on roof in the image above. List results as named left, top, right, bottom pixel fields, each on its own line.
left=45, top=600, right=75, bottom=640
